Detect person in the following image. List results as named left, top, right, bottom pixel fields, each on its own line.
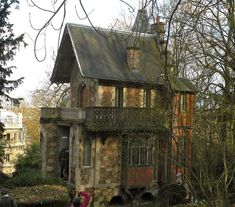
left=59, top=147, right=69, bottom=179
left=0, top=188, right=17, bottom=207
left=71, top=191, right=90, bottom=207
left=176, top=172, right=183, bottom=184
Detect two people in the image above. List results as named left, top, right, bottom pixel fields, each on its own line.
left=70, top=191, right=90, bottom=207
left=0, top=188, right=17, bottom=207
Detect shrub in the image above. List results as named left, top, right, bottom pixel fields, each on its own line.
left=158, top=183, right=186, bottom=206
left=13, top=143, right=40, bottom=176
left=9, top=185, right=70, bottom=207
left=3, top=169, right=63, bottom=188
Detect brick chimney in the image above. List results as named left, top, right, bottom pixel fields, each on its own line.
left=127, top=46, right=141, bottom=70
left=151, top=16, right=165, bottom=34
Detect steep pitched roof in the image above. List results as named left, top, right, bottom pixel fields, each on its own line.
left=51, top=23, right=198, bottom=92
left=132, top=9, right=151, bottom=33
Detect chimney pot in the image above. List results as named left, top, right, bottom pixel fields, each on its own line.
left=156, top=16, right=161, bottom=23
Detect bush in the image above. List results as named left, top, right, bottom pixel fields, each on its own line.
left=3, top=169, right=63, bottom=188
left=158, top=183, right=186, bottom=206
left=13, top=143, right=40, bottom=176
left=9, top=185, right=70, bottom=207
left=0, top=171, right=10, bottom=187
left=177, top=200, right=209, bottom=207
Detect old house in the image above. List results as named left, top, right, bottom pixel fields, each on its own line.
left=0, top=109, right=28, bottom=174
left=40, top=10, right=197, bottom=206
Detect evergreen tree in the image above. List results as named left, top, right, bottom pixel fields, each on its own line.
left=0, top=0, right=25, bottom=162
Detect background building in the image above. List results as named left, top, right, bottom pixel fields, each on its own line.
left=0, top=109, right=28, bottom=175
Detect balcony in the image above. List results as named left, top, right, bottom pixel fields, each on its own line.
left=86, top=107, right=162, bottom=131
left=40, top=107, right=162, bottom=131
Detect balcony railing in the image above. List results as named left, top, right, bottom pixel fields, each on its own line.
left=41, top=107, right=162, bottom=131
left=85, top=107, right=162, bottom=131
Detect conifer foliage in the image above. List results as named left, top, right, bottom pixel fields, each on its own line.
left=0, top=0, right=25, bottom=160
left=0, top=0, right=25, bottom=125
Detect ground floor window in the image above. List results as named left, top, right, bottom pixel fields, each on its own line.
left=82, top=137, right=91, bottom=167
left=122, top=135, right=152, bottom=166
left=177, top=137, right=186, bottom=167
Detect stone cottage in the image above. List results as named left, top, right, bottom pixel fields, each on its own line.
left=40, top=9, right=198, bottom=206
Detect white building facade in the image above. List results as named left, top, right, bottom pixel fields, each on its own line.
left=0, top=109, right=27, bottom=175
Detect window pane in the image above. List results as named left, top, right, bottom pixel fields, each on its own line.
left=97, top=86, right=115, bottom=107
left=151, top=90, right=157, bottom=108
left=123, top=88, right=145, bottom=107
left=122, top=136, right=152, bottom=166
left=180, top=94, right=187, bottom=112
left=83, top=137, right=91, bottom=166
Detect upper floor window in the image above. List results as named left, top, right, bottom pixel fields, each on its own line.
left=13, top=133, right=17, bottom=141
left=7, top=133, right=10, bottom=141
left=82, top=137, right=91, bottom=167
left=97, top=86, right=115, bottom=107
left=180, top=93, right=187, bottom=112
left=79, top=85, right=88, bottom=107
left=151, top=90, right=157, bottom=108
left=96, top=85, right=157, bottom=108
left=3, top=153, right=10, bottom=162
left=6, top=115, right=13, bottom=124
left=18, top=131, right=23, bottom=142
left=115, top=87, right=123, bottom=107
left=123, top=87, right=145, bottom=107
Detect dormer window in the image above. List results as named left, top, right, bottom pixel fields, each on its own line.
left=127, top=46, right=141, bottom=70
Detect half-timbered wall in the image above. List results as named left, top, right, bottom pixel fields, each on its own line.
left=172, top=92, right=195, bottom=181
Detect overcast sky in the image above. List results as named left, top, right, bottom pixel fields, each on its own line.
left=9, top=0, right=141, bottom=103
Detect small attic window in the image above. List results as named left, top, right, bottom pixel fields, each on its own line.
left=127, top=46, right=141, bottom=70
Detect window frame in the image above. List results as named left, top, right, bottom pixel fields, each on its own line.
left=122, top=136, right=152, bottom=167
left=180, top=93, right=187, bottom=112
left=177, top=137, right=186, bottom=167
left=82, top=137, right=92, bottom=167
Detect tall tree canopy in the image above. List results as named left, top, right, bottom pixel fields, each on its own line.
left=0, top=0, right=25, bottom=160
left=167, top=0, right=235, bottom=205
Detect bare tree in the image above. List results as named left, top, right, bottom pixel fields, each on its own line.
left=30, top=70, right=70, bottom=108
left=167, top=0, right=235, bottom=206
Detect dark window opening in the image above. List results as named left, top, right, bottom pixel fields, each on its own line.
left=115, top=87, right=123, bottom=107
left=7, top=133, right=10, bottom=141
left=4, top=153, right=10, bottom=162
left=82, top=137, right=91, bottom=166
left=177, top=137, right=186, bottom=167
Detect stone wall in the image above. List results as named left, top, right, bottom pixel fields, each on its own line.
left=70, top=64, right=97, bottom=107
left=73, top=133, right=122, bottom=207
left=40, top=123, right=60, bottom=177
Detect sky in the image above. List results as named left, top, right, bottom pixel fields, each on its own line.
left=9, top=0, right=141, bottom=103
